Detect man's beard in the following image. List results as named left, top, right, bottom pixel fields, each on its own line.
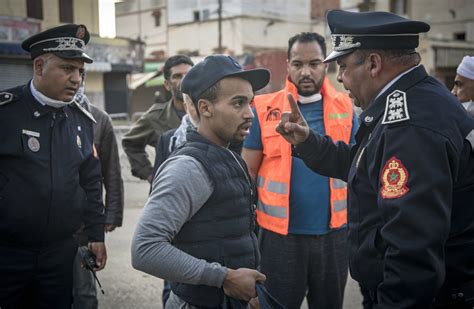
left=173, top=88, right=184, bottom=101
left=294, top=76, right=324, bottom=96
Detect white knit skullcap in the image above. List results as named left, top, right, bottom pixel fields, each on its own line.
left=457, top=56, right=474, bottom=80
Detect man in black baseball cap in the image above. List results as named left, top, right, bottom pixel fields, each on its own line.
left=276, top=10, right=474, bottom=309
left=181, top=55, right=269, bottom=105
left=132, top=55, right=270, bottom=307
left=0, top=24, right=106, bottom=308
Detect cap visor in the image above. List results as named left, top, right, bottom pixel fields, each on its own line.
left=53, top=51, right=94, bottom=63
left=229, top=68, right=271, bottom=92
left=323, top=49, right=355, bottom=63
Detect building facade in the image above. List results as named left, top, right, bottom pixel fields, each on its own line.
left=115, top=0, right=167, bottom=60
left=0, top=0, right=144, bottom=113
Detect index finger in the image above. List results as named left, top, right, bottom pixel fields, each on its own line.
left=287, top=93, right=300, bottom=117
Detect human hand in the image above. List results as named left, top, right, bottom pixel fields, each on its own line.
left=105, top=224, right=116, bottom=233
left=223, top=268, right=266, bottom=301
left=275, top=93, right=310, bottom=145
left=88, top=242, right=107, bottom=271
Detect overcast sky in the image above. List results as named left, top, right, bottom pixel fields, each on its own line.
left=99, top=0, right=117, bottom=37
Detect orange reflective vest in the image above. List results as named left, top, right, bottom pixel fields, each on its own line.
left=254, top=78, right=353, bottom=235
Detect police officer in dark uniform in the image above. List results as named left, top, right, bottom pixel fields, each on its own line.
left=0, top=24, right=107, bottom=308
left=276, top=10, right=474, bottom=309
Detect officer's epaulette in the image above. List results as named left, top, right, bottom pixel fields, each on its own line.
left=0, top=92, right=17, bottom=107
left=381, top=90, right=410, bottom=125
left=72, top=101, right=97, bottom=123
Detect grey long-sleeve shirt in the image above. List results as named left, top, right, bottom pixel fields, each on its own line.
left=131, top=155, right=228, bottom=288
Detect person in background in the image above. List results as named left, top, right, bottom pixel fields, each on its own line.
left=242, top=32, right=357, bottom=309
left=452, top=55, right=474, bottom=117
left=122, top=55, right=194, bottom=182
left=72, top=83, right=124, bottom=308
left=154, top=93, right=199, bottom=171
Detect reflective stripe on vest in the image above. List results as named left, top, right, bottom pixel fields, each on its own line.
left=257, top=200, right=287, bottom=219
left=334, top=200, right=347, bottom=212
left=254, top=78, right=353, bottom=235
left=256, top=175, right=265, bottom=188
left=332, top=179, right=347, bottom=189
left=266, top=180, right=288, bottom=194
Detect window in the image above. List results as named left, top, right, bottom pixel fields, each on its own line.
left=193, top=10, right=200, bottom=22
left=59, top=0, right=74, bottom=23
left=27, top=0, right=43, bottom=20
left=202, top=9, right=210, bottom=20
left=152, top=10, right=162, bottom=27
left=454, top=32, right=466, bottom=41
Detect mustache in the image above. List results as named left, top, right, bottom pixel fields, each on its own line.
left=298, top=78, right=315, bottom=84
left=238, top=121, right=253, bottom=130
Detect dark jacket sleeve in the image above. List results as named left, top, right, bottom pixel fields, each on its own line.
left=80, top=149, right=105, bottom=242
left=95, top=111, right=124, bottom=227
left=294, top=129, right=354, bottom=181
left=374, top=124, right=455, bottom=308
left=122, top=114, right=158, bottom=180
left=154, top=129, right=175, bottom=172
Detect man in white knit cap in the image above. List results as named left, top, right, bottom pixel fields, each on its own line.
left=452, top=55, right=474, bottom=116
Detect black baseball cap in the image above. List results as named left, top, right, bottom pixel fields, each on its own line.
left=181, top=55, right=270, bottom=102
left=324, top=10, right=430, bottom=63
left=22, top=24, right=93, bottom=63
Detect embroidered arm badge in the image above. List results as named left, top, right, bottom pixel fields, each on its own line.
left=380, top=156, right=409, bottom=199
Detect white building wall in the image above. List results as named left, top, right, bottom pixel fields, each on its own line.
left=240, top=18, right=312, bottom=50
left=168, top=18, right=243, bottom=55
left=411, top=0, right=474, bottom=42
left=116, top=0, right=167, bottom=57
left=168, top=16, right=312, bottom=56
left=168, top=0, right=310, bottom=25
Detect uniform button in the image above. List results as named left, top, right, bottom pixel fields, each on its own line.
left=458, top=292, right=464, bottom=298
left=34, top=111, right=41, bottom=117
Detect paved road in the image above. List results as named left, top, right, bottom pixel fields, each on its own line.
left=95, top=133, right=363, bottom=308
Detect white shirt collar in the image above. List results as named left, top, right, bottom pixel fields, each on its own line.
left=461, top=101, right=473, bottom=110
left=374, top=64, right=420, bottom=102
left=30, top=80, right=74, bottom=108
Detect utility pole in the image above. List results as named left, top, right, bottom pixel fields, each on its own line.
left=217, top=0, right=223, bottom=53
left=137, top=0, right=142, bottom=41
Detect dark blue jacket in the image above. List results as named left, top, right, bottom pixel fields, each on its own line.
left=295, top=65, right=474, bottom=308
left=0, top=83, right=104, bottom=247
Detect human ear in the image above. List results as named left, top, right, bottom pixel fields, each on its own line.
left=34, top=58, right=44, bottom=76
left=368, top=53, right=382, bottom=78
left=198, top=99, right=213, bottom=118
left=164, top=79, right=171, bottom=91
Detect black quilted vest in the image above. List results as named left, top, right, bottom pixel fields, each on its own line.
left=170, top=131, right=259, bottom=307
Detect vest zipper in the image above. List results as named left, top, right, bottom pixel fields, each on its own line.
left=227, top=149, right=259, bottom=266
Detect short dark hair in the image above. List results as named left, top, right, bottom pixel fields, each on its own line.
left=287, top=32, right=326, bottom=60
left=163, top=55, right=194, bottom=80
left=354, top=49, right=421, bottom=66
left=191, top=81, right=220, bottom=117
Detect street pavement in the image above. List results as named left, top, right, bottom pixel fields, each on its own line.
left=96, top=132, right=363, bottom=308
